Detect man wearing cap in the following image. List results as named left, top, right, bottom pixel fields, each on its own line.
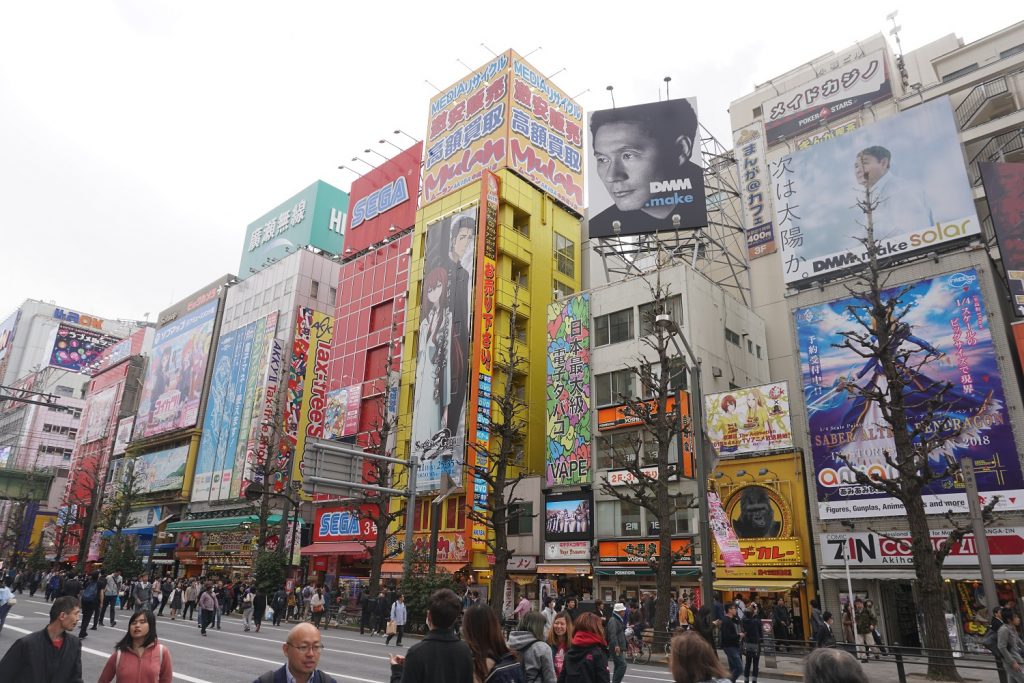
left=605, top=602, right=628, bottom=683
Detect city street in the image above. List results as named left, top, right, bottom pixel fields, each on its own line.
left=0, top=596, right=813, bottom=683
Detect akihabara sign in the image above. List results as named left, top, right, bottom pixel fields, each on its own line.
left=820, top=529, right=1024, bottom=566
left=423, top=50, right=583, bottom=213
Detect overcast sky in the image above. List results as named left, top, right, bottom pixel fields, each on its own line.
left=2, top=1, right=1019, bottom=323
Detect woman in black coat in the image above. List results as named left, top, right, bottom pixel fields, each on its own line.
left=742, top=606, right=763, bottom=683
left=252, top=590, right=267, bottom=633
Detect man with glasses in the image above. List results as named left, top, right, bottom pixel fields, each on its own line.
left=254, top=622, right=338, bottom=683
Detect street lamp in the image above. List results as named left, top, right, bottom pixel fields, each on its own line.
left=655, top=313, right=715, bottom=607
left=245, top=482, right=301, bottom=571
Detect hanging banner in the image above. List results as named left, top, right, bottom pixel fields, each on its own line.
left=546, top=293, right=592, bottom=486
left=708, top=491, right=745, bottom=567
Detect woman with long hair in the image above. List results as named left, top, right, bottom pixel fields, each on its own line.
left=462, top=603, right=523, bottom=683
left=98, top=609, right=173, bottom=683
left=508, top=610, right=556, bottom=683
left=546, top=611, right=573, bottom=678
left=667, top=631, right=730, bottom=683
left=694, top=606, right=716, bottom=651
left=558, top=612, right=609, bottom=683
left=411, top=266, right=453, bottom=455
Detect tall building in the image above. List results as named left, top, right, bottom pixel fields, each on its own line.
left=728, top=22, right=1024, bottom=650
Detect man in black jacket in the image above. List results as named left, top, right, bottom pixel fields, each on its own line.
left=389, top=588, right=472, bottom=683
left=0, top=595, right=83, bottom=683
left=720, top=603, right=743, bottom=683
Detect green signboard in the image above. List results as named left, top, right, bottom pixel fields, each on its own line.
left=238, top=180, right=348, bottom=278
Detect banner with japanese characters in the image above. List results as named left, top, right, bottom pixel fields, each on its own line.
left=704, top=382, right=793, bottom=456
left=796, top=268, right=1024, bottom=518
left=733, top=122, right=776, bottom=259
left=546, top=293, right=592, bottom=486
left=48, top=324, right=121, bottom=374
left=774, top=98, right=980, bottom=285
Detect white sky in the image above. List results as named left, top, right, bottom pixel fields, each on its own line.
left=1, top=1, right=1020, bottom=323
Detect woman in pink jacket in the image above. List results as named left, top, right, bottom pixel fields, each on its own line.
left=98, top=609, right=173, bottom=683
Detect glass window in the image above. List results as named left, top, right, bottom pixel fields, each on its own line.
left=725, top=328, right=741, bottom=346
left=512, top=206, right=530, bottom=236
left=329, top=286, right=338, bottom=304
left=639, top=295, right=684, bottom=337
left=508, top=502, right=533, bottom=535
left=284, top=276, right=295, bottom=294
left=596, top=501, right=618, bottom=537
left=311, top=280, right=320, bottom=299
left=643, top=358, right=688, bottom=398
left=620, top=501, right=642, bottom=536
left=597, top=430, right=640, bottom=470
left=756, top=344, right=762, bottom=359
left=595, top=369, right=633, bottom=406
left=555, top=234, right=575, bottom=278
left=594, top=309, right=634, bottom=346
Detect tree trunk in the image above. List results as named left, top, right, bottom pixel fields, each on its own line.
left=654, top=478, right=673, bottom=647
left=368, top=498, right=389, bottom=597
left=489, top=445, right=511, bottom=617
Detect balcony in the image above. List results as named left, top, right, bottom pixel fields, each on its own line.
left=968, top=127, right=1024, bottom=186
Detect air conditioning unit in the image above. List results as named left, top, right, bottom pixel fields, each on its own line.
left=712, top=367, right=723, bottom=378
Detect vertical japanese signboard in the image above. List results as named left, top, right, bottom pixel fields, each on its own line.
left=546, top=293, right=592, bottom=486
left=292, top=309, right=334, bottom=500
left=733, top=122, right=776, bottom=259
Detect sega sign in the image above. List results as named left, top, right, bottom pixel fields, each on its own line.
left=344, top=143, right=422, bottom=253
left=313, top=505, right=378, bottom=543
left=351, top=177, right=410, bottom=228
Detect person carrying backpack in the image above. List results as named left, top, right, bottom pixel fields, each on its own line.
left=508, top=610, right=556, bottom=683
left=463, top=603, right=525, bottom=683
left=79, top=572, right=101, bottom=639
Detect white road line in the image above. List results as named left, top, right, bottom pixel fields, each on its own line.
left=2, top=625, right=213, bottom=683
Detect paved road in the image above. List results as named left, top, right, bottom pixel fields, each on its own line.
left=0, top=597, right=814, bottom=682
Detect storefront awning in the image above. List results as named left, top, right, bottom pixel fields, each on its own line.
left=101, top=526, right=155, bottom=538
left=165, top=514, right=283, bottom=533
left=299, top=542, right=370, bottom=557
left=536, top=565, right=592, bottom=575
left=380, top=561, right=469, bottom=577
left=596, top=567, right=701, bottom=577
left=714, top=579, right=801, bottom=593
left=820, top=568, right=1024, bottom=581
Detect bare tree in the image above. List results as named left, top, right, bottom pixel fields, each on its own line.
left=598, top=274, right=689, bottom=643
left=464, top=292, right=531, bottom=615
left=824, top=171, right=999, bottom=681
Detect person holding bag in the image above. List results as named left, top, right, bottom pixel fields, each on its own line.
left=386, top=593, right=407, bottom=646
left=0, top=578, right=15, bottom=634
left=310, top=587, right=326, bottom=629
left=97, top=609, right=173, bottom=683
left=741, top=606, right=762, bottom=683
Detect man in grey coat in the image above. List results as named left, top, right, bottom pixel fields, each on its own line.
left=605, top=603, right=628, bottom=683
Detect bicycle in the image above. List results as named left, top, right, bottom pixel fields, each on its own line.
left=624, top=629, right=651, bottom=665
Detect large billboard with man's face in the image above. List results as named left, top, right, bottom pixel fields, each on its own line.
left=980, top=161, right=1024, bottom=317
left=775, top=98, right=980, bottom=285
left=411, top=207, right=478, bottom=492
left=587, top=98, right=707, bottom=238
left=796, top=268, right=1024, bottom=518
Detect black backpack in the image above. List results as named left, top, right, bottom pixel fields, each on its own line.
left=83, top=581, right=98, bottom=603
left=486, top=651, right=525, bottom=683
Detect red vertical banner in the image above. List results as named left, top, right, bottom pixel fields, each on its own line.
left=470, top=171, right=501, bottom=552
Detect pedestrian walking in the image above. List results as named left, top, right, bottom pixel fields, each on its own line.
left=771, top=598, right=791, bottom=653
left=841, top=603, right=855, bottom=645
left=150, top=578, right=162, bottom=612
left=803, top=648, right=868, bottom=683
left=741, top=606, right=762, bottom=683
left=0, top=595, right=83, bottom=683
left=183, top=579, right=199, bottom=622
left=168, top=581, right=184, bottom=620
left=604, top=603, right=628, bottom=683
left=79, top=571, right=102, bottom=639
left=509, top=610, right=556, bottom=683
left=254, top=587, right=267, bottom=633
left=854, top=598, right=879, bottom=661
left=809, top=598, right=825, bottom=646
left=62, top=572, right=82, bottom=599
left=97, top=608, right=173, bottom=683
left=719, top=603, right=743, bottom=683
left=998, top=608, right=1024, bottom=683
left=133, top=578, right=149, bottom=613
left=815, top=612, right=837, bottom=649
left=243, top=584, right=257, bottom=631
left=272, top=586, right=288, bottom=627
left=461, top=602, right=523, bottom=683
left=666, top=631, right=730, bottom=683
left=302, top=583, right=315, bottom=622
left=253, top=622, right=337, bottom=683
left=0, top=578, right=15, bottom=634
left=102, top=570, right=122, bottom=627
left=694, top=606, right=716, bottom=651
left=388, top=588, right=473, bottom=683
left=360, top=589, right=375, bottom=635
left=557, top=611, right=609, bottom=683
left=547, top=611, right=572, bottom=679
left=158, top=576, right=173, bottom=616
left=386, top=593, right=407, bottom=646
left=199, top=583, right=217, bottom=636
left=310, top=587, right=326, bottom=629
left=214, top=581, right=227, bottom=629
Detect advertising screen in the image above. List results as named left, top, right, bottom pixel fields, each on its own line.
left=587, top=98, right=707, bottom=238
left=544, top=492, right=592, bottom=542
left=135, top=299, right=218, bottom=439
left=796, top=268, right=1024, bottom=518
left=48, top=324, right=122, bottom=373
left=704, top=382, right=793, bottom=456
left=82, top=385, right=118, bottom=443
left=345, top=144, right=422, bottom=253
left=775, top=98, right=980, bottom=285
left=411, top=207, right=478, bottom=492
left=546, top=293, right=592, bottom=486
left=135, top=444, right=189, bottom=494
left=980, top=161, right=1024, bottom=316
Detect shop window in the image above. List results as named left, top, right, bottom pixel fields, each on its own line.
left=595, top=369, right=633, bottom=407
left=620, top=501, right=642, bottom=537
left=508, top=502, right=533, bottom=535
left=594, top=309, right=634, bottom=346
left=639, top=295, right=683, bottom=337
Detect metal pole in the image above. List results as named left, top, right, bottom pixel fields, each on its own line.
left=289, top=496, right=300, bottom=577
left=402, top=457, right=418, bottom=582
left=690, top=358, right=715, bottom=607
left=961, top=458, right=998, bottom=625
left=429, top=499, right=441, bottom=575
left=844, top=536, right=855, bottom=643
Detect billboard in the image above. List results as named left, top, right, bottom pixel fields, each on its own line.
left=796, top=268, right=1024, bottom=518
left=733, top=123, right=776, bottom=259
left=48, top=324, right=121, bottom=373
left=82, top=385, right=118, bottom=443
left=313, top=505, right=377, bottom=543
left=597, top=538, right=694, bottom=565
left=546, top=293, right=592, bottom=486
left=764, top=50, right=892, bottom=144
left=286, top=308, right=333, bottom=499
left=775, top=98, right=980, bottom=285
left=345, top=144, right=422, bottom=253
left=239, top=181, right=348, bottom=279
left=136, top=299, right=218, bottom=439
left=544, top=492, right=592, bottom=542
left=135, top=444, right=189, bottom=494
left=411, top=207, right=478, bottom=492
left=112, top=417, right=133, bottom=456
left=242, top=337, right=283, bottom=496
left=704, top=382, right=793, bottom=456
left=325, top=385, right=361, bottom=439
left=587, top=98, right=707, bottom=238
left=423, top=50, right=584, bottom=213
left=820, top=527, right=1024, bottom=567
left=979, top=161, right=1024, bottom=316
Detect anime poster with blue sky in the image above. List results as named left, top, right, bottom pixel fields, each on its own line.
left=796, top=268, right=1024, bottom=518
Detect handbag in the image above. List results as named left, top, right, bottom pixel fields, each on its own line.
left=386, top=620, right=398, bottom=635
left=6, top=597, right=15, bottom=606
